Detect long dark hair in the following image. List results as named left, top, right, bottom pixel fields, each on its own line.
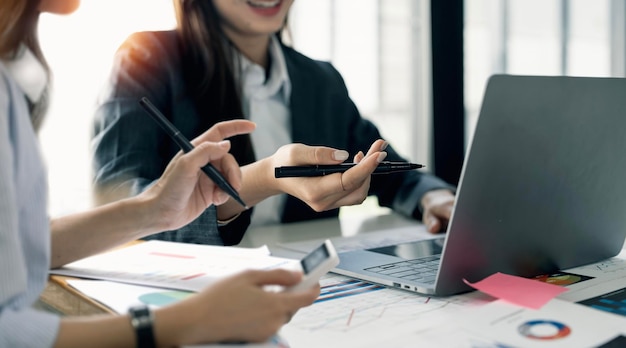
left=172, top=0, right=289, bottom=166
left=0, top=0, right=51, bottom=132
left=173, top=0, right=236, bottom=110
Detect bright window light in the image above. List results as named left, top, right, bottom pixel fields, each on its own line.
left=39, top=0, right=175, bottom=216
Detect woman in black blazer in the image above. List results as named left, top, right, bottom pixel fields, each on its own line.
left=92, top=0, right=455, bottom=245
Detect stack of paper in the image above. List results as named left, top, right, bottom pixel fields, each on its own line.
left=51, top=240, right=299, bottom=291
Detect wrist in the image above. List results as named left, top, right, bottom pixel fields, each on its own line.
left=261, top=155, right=286, bottom=196
left=125, top=195, right=162, bottom=238
left=242, top=158, right=282, bottom=199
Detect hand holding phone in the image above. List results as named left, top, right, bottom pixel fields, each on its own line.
left=284, top=240, right=339, bottom=292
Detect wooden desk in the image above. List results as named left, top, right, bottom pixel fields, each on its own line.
left=39, top=275, right=114, bottom=315
left=39, top=240, right=146, bottom=316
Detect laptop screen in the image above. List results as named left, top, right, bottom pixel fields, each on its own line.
left=366, top=237, right=445, bottom=260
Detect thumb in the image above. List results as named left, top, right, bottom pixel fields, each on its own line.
left=248, top=269, right=302, bottom=287
left=190, top=140, right=231, bottom=165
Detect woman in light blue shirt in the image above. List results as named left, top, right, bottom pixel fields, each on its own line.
left=0, top=0, right=318, bottom=346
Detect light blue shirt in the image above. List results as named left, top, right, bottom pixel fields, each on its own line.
left=238, top=36, right=292, bottom=226
left=0, top=61, right=60, bottom=347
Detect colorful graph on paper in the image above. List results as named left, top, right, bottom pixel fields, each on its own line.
left=52, top=240, right=298, bottom=292
left=290, top=274, right=490, bottom=333
left=139, top=290, right=193, bottom=306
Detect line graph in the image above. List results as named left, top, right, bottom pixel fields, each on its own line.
left=290, top=274, right=489, bottom=333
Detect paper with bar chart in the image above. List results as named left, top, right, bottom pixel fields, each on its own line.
left=51, top=240, right=298, bottom=291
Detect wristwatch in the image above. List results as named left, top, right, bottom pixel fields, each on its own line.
left=128, top=305, right=156, bottom=348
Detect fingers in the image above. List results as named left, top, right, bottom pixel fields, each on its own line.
left=307, top=147, right=349, bottom=164
left=172, top=140, right=231, bottom=183
left=362, top=139, right=388, bottom=159
left=187, top=140, right=232, bottom=167
left=275, top=141, right=388, bottom=167
left=185, top=269, right=316, bottom=345
left=208, top=152, right=243, bottom=205
left=340, top=152, right=387, bottom=192
left=420, top=189, right=455, bottom=233
left=423, top=213, right=442, bottom=233
left=279, top=284, right=320, bottom=313
left=239, top=270, right=318, bottom=320
left=353, top=151, right=365, bottom=164
left=243, top=269, right=320, bottom=308
left=216, top=152, right=243, bottom=191
left=191, top=120, right=257, bottom=146
left=339, top=174, right=346, bottom=191
left=246, top=269, right=303, bottom=287
left=184, top=140, right=243, bottom=205
left=303, top=151, right=385, bottom=210
left=424, top=207, right=452, bottom=233
left=282, top=144, right=350, bottom=165
left=353, top=139, right=386, bottom=164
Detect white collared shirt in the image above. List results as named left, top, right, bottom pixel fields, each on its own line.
left=237, top=36, right=292, bottom=226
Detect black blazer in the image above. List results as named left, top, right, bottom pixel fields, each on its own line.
left=92, top=30, right=453, bottom=245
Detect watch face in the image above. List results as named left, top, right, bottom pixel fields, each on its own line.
left=130, top=306, right=151, bottom=326
left=134, top=314, right=151, bottom=327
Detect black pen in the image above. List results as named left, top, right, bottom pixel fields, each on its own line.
left=139, top=97, right=248, bottom=208
left=274, top=162, right=424, bottom=178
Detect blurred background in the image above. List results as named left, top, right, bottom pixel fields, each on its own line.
left=39, top=0, right=620, bottom=218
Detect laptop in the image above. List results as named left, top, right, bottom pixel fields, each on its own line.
left=334, top=75, right=626, bottom=296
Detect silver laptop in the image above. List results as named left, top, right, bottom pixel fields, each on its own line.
left=334, top=75, right=626, bottom=296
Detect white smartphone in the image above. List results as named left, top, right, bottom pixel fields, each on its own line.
left=284, top=239, right=339, bottom=292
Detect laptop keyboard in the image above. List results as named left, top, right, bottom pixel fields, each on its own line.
left=364, top=255, right=441, bottom=284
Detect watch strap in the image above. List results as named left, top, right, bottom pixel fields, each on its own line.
left=128, top=305, right=156, bottom=348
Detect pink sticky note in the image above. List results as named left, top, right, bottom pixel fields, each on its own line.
left=463, top=272, right=568, bottom=309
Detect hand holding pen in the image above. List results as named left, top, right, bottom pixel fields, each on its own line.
left=263, top=140, right=392, bottom=212
left=139, top=97, right=250, bottom=208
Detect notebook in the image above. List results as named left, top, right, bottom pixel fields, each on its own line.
left=334, top=75, right=626, bottom=296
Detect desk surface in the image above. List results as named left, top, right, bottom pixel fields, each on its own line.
left=38, top=213, right=626, bottom=347
left=239, top=212, right=418, bottom=254
left=39, top=275, right=115, bottom=315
